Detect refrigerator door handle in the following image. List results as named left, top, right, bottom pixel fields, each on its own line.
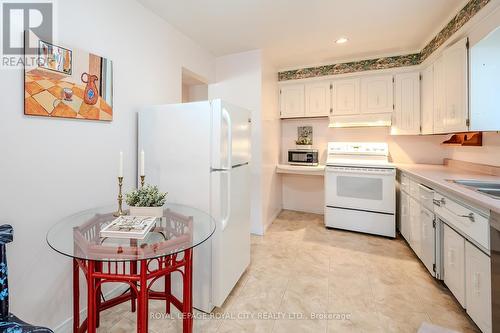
left=221, top=108, right=232, bottom=230
left=221, top=169, right=231, bottom=230
left=222, top=108, right=232, bottom=169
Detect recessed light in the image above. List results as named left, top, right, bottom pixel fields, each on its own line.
left=335, top=37, right=348, bottom=44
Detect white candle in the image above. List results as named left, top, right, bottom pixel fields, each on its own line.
left=140, top=150, right=145, bottom=176
left=118, top=151, right=123, bottom=177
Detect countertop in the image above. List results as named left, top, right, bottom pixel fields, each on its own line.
left=396, top=163, right=500, bottom=215
left=275, top=161, right=500, bottom=214
left=276, top=164, right=326, bottom=176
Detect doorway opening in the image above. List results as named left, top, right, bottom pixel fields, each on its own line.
left=182, top=67, right=208, bottom=103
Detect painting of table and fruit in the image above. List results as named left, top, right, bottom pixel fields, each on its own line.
left=24, top=30, right=113, bottom=121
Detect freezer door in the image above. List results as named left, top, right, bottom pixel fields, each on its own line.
left=211, top=99, right=251, bottom=170
left=138, top=102, right=212, bottom=211
left=211, top=164, right=251, bottom=307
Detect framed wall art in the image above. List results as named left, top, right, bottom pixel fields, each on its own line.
left=24, top=30, right=113, bottom=121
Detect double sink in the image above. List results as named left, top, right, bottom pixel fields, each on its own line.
left=452, top=180, right=500, bottom=199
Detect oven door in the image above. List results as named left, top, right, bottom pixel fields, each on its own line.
left=325, top=166, right=396, bottom=214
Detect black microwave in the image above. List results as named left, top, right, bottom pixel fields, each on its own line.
left=288, top=149, right=319, bottom=166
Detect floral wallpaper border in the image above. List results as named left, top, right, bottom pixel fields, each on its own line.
left=278, top=0, right=490, bottom=81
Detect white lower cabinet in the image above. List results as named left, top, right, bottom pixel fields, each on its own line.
left=443, top=224, right=466, bottom=307
left=409, top=196, right=422, bottom=258
left=399, top=172, right=493, bottom=332
left=420, top=206, right=435, bottom=276
left=465, top=241, right=492, bottom=333
left=399, top=190, right=411, bottom=242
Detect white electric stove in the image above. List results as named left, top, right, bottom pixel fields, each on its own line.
left=324, top=142, right=396, bottom=237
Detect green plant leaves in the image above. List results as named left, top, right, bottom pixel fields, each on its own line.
left=125, top=185, right=167, bottom=207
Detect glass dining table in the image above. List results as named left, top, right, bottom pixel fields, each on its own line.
left=46, top=204, right=216, bottom=333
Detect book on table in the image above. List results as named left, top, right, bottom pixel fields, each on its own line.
left=100, top=216, right=157, bottom=239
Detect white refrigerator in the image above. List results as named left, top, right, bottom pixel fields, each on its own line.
left=137, top=99, right=251, bottom=313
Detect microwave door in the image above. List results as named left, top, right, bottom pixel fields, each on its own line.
left=288, top=151, right=318, bottom=165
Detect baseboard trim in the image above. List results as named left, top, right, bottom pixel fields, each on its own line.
left=264, top=208, right=282, bottom=233
left=53, top=284, right=129, bottom=333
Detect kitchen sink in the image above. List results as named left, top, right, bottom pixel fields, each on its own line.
left=451, top=179, right=500, bottom=199
left=478, top=188, right=500, bottom=198
left=453, top=180, right=500, bottom=189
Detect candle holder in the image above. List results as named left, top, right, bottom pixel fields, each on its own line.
left=140, top=175, right=145, bottom=188
left=113, top=176, right=125, bottom=217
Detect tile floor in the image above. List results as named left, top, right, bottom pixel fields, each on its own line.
left=97, top=210, right=480, bottom=333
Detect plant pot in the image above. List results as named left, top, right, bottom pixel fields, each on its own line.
left=129, top=206, right=164, bottom=217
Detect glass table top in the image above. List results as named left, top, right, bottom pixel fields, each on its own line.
left=46, top=203, right=216, bottom=262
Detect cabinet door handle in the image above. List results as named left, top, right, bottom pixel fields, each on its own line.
left=474, top=272, right=481, bottom=294
left=448, top=248, right=455, bottom=266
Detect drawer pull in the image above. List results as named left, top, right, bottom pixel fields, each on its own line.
left=458, top=212, right=475, bottom=222
left=433, top=198, right=446, bottom=206
left=434, top=197, right=476, bottom=222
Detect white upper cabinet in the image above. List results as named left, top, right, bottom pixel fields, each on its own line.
left=360, top=75, right=393, bottom=114
left=421, top=65, right=434, bottom=135
left=443, top=37, right=468, bottom=133
left=470, top=26, right=500, bottom=131
left=391, top=72, right=420, bottom=135
left=331, top=78, right=360, bottom=116
left=280, top=84, right=305, bottom=118
left=419, top=38, right=469, bottom=134
left=305, top=81, right=331, bottom=117
left=433, top=56, right=447, bottom=134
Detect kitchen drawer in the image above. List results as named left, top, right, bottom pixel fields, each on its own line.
left=409, top=179, right=420, bottom=199
left=419, top=184, right=434, bottom=211
left=434, top=192, right=489, bottom=250
left=400, top=173, right=410, bottom=193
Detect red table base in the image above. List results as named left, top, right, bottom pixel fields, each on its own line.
left=73, top=249, right=193, bottom=333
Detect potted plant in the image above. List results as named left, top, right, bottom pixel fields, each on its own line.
left=296, top=126, right=313, bottom=149
left=295, top=137, right=313, bottom=149
left=125, top=185, right=167, bottom=217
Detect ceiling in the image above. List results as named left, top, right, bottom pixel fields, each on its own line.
left=137, top=0, right=469, bottom=70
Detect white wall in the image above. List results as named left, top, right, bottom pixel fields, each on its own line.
left=260, top=55, right=282, bottom=231
left=447, top=132, right=500, bottom=166
left=0, top=0, right=215, bottom=329
left=281, top=118, right=449, bottom=165
left=208, top=50, right=282, bottom=234
left=208, top=50, right=265, bottom=234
